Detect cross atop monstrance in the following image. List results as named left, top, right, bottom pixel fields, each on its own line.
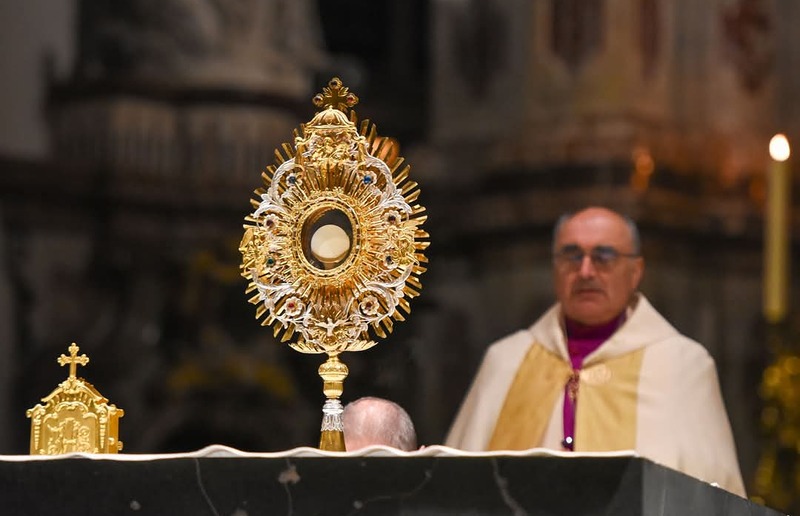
left=57, top=342, right=89, bottom=379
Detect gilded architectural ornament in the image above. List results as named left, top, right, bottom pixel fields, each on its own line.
left=752, top=324, right=800, bottom=511
left=240, top=77, right=428, bottom=451
left=26, top=343, right=124, bottom=455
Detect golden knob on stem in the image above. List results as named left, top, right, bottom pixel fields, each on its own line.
left=318, top=354, right=349, bottom=451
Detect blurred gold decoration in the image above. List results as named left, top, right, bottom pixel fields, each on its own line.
left=630, top=145, right=655, bottom=194
left=26, top=343, right=124, bottom=455
left=752, top=325, right=800, bottom=512
left=239, top=77, right=428, bottom=450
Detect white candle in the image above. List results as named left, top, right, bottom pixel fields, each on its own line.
left=764, top=134, right=791, bottom=323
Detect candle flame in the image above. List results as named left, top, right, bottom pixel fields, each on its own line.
left=769, top=134, right=790, bottom=162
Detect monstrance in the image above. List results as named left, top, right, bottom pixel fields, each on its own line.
left=239, top=78, right=428, bottom=450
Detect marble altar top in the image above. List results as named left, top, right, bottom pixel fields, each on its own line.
left=0, top=444, right=637, bottom=461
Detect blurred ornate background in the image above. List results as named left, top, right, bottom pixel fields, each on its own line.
left=1, top=0, right=799, bottom=509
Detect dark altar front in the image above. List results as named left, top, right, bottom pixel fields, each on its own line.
left=0, top=446, right=781, bottom=516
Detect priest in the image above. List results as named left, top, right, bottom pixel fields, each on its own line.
left=445, top=207, right=746, bottom=497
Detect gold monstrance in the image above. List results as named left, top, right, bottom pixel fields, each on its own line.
left=239, top=78, right=428, bottom=450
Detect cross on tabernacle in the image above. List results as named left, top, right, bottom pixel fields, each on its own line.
left=58, top=343, right=89, bottom=378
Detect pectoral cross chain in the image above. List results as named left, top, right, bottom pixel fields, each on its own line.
left=567, top=370, right=580, bottom=402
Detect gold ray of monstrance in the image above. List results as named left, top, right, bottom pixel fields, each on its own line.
left=239, top=78, right=428, bottom=451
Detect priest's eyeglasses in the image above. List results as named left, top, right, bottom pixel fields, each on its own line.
left=553, top=245, right=639, bottom=271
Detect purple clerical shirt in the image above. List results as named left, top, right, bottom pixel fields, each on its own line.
left=561, top=313, right=625, bottom=450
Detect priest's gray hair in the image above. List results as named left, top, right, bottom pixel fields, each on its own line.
left=552, top=208, right=641, bottom=255
left=343, top=396, right=417, bottom=451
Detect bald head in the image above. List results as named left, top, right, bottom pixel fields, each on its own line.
left=342, top=397, right=417, bottom=451
left=553, top=207, right=640, bottom=255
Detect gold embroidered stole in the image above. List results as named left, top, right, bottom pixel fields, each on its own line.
left=488, top=342, right=645, bottom=451
left=576, top=349, right=643, bottom=451
left=488, top=344, right=570, bottom=450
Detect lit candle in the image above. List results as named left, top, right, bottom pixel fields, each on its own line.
left=764, top=134, right=791, bottom=323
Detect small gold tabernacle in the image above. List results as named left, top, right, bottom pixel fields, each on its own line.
left=26, top=343, right=124, bottom=455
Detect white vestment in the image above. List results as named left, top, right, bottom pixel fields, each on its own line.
left=445, top=295, right=746, bottom=497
